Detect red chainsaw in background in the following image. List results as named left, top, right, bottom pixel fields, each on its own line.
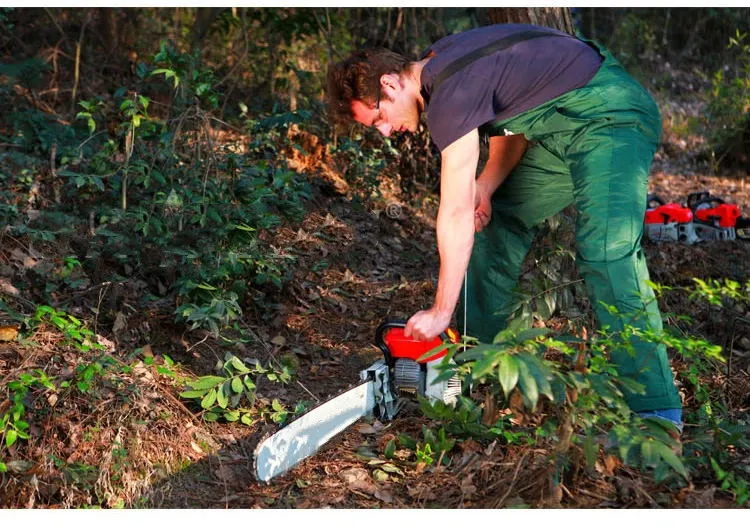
left=645, top=191, right=749, bottom=243
left=687, top=191, right=748, bottom=242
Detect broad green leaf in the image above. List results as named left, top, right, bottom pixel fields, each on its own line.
left=5, top=430, right=18, bottom=448
left=188, top=376, right=225, bottom=390
left=497, top=354, right=519, bottom=399
left=217, top=381, right=230, bottom=408
left=517, top=360, right=539, bottom=411
left=243, top=376, right=256, bottom=391
left=617, top=377, right=647, bottom=396
left=271, top=399, right=283, bottom=412
left=654, top=442, right=688, bottom=479
left=204, top=412, right=219, bottom=422
left=513, top=328, right=551, bottom=344
left=179, top=389, right=210, bottom=399
left=241, top=413, right=254, bottom=426
left=231, top=377, right=243, bottom=393
left=223, top=410, right=240, bottom=422
left=380, top=463, right=404, bottom=476
left=641, top=418, right=680, bottom=445
left=471, top=349, right=500, bottom=379
left=384, top=439, right=396, bottom=459
left=640, top=439, right=658, bottom=467
left=582, top=435, right=598, bottom=469
left=527, top=359, right=553, bottom=401
left=710, top=457, right=727, bottom=480
left=430, top=368, right=458, bottom=384
left=454, top=344, right=498, bottom=363
left=201, top=388, right=217, bottom=409
left=416, top=343, right=449, bottom=362
left=0, top=462, right=7, bottom=473
left=229, top=356, right=250, bottom=373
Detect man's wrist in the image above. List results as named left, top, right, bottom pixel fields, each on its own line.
left=431, top=305, right=454, bottom=321
left=477, top=171, right=501, bottom=196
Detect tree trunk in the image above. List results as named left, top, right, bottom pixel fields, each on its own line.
left=192, top=7, right=224, bottom=49
left=486, top=7, right=574, bottom=35
left=99, top=8, right=118, bottom=50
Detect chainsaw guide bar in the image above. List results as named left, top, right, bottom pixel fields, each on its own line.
left=253, top=377, right=375, bottom=483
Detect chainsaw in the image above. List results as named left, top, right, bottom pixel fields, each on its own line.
left=253, top=321, right=463, bottom=482
left=644, top=194, right=699, bottom=244
left=644, top=191, right=749, bottom=243
left=687, top=191, right=749, bottom=242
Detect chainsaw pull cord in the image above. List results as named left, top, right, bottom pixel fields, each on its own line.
left=463, top=270, right=467, bottom=346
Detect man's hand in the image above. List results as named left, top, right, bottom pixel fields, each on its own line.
left=474, top=181, right=492, bottom=232
left=404, top=307, right=452, bottom=341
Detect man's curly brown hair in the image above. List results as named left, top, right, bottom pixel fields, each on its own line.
left=326, top=48, right=411, bottom=126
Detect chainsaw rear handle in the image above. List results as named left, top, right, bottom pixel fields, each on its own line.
left=374, top=320, right=459, bottom=366
left=736, top=216, right=750, bottom=241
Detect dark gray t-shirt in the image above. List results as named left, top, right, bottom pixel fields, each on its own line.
left=419, top=24, right=603, bottom=151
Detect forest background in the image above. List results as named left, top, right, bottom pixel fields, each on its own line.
left=1, top=6, right=749, bottom=509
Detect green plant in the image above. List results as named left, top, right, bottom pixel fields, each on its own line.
left=175, top=286, right=243, bottom=338
left=419, top=395, right=490, bottom=439
left=329, top=135, right=396, bottom=199
left=32, top=305, right=105, bottom=353
left=428, top=322, right=689, bottom=482
left=506, top=213, right=586, bottom=332
left=151, top=41, right=221, bottom=110
left=705, top=30, right=750, bottom=169
left=397, top=426, right=456, bottom=468
left=180, top=352, right=294, bottom=424
left=76, top=98, right=106, bottom=135
left=689, top=277, right=748, bottom=307
left=711, top=458, right=750, bottom=506
left=0, top=369, right=58, bottom=472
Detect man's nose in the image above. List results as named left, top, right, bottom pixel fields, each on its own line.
left=376, top=123, right=392, bottom=137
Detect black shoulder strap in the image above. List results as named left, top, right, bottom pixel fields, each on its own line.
left=431, top=30, right=575, bottom=94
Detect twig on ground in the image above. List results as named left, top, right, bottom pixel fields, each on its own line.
left=297, top=380, right=320, bottom=403
left=494, top=452, right=528, bottom=507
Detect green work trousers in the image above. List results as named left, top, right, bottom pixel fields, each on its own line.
left=459, top=40, right=681, bottom=412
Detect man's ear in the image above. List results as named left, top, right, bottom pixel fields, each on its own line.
left=379, top=73, right=400, bottom=94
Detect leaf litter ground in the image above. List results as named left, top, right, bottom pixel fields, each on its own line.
left=1, top=88, right=749, bottom=510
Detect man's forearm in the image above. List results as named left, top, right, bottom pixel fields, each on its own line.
left=477, top=134, right=528, bottom=195
left=433, top=205, right=475, bottom=315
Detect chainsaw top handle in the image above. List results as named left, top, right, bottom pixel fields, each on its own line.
left=374, top=320, right=460, bottom=366
left=646, top=193, right=666, bottom=209
left=687, top=191, right=725, bottom=211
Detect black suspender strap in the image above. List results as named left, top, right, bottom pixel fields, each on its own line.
left=430, top=30, right=575, bottom=95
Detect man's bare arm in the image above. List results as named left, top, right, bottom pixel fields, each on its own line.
left=477, top=134, right=528, bottom=195
left=433, top=128, right=481, bottom=315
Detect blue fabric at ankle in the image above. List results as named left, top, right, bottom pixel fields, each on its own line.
left=638, top=408, right=682, bottom=426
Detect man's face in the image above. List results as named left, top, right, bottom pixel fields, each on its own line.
left=350, top=74, right=420, bottom=137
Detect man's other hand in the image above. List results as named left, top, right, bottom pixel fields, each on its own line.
left=474, top=182, right=492, bottom=232
left=404, top=308, right=452, bottom=341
